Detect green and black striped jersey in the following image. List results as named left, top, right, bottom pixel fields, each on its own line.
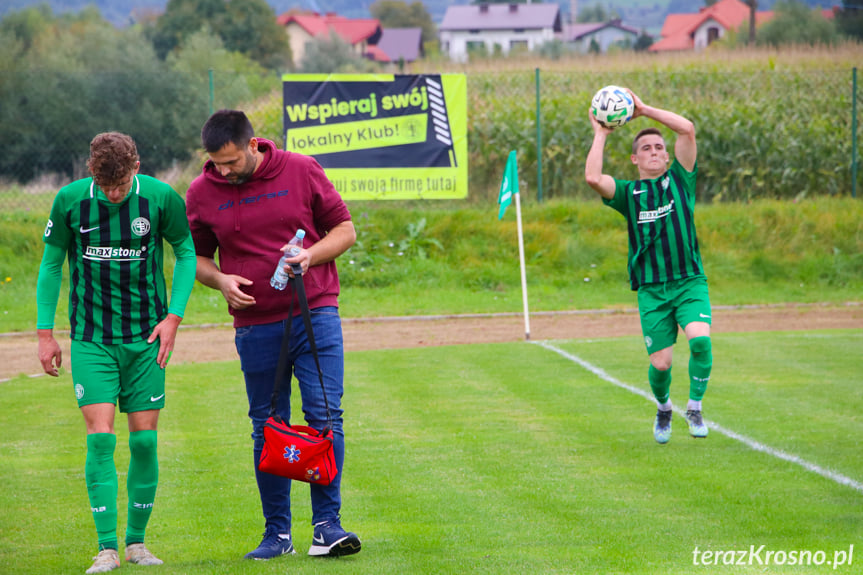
left=43, top=175, right=191, bottom=344
left=604, top=159, right=705, bottom=291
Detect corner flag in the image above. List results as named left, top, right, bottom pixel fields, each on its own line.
left=498, top=150, right=518, bottom=220
left=496, top=149, right=531, bottom=340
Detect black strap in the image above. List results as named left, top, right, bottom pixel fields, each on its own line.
left=268, top=264, right=333, bottom=435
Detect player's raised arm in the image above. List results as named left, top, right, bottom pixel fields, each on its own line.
left=630, top=91, right=696, bottom=172
left=585, top=113, right=617, bottom=200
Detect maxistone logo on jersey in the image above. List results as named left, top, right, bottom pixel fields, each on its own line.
left=692, top=545, right=854, bottom=569
left=84, top=246, right=146, bottom=261
left=638, top=200, right=675, bottom=224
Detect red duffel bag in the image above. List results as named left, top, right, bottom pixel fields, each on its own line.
left=259, top=416, right=337, bottom=485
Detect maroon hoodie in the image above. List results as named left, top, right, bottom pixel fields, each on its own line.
left=186, top=139, right=351, bottom=327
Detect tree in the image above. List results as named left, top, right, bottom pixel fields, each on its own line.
left=149, top=0, right=291, bottom=69
left=0, top=4, right=52, bottom=51
left=835, top=0, right=863, bottom=40
left=577, top=3, right=620, bottom=23
left=747, top=0, right=757, bottom=44
left=149, top=0, right=225, bottom=60
left=633, top=30, right=654, bottom=51
left=214, top=0, right=292, bottom=69
left=167, top=28, right=275, bottom=112
left=0, top=7, right=201, bottom=181
left=299, top=31, right=378, bottom=74
left=370, top=0, right=437, bottom=45
left=756, top=0, right=840, bottom=46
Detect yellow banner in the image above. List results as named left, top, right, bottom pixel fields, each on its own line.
left=286, top=114, right=428, bottom=155
left=282, top=74, right=468, bottom=200
left=326, top=167, right=463, bottom=200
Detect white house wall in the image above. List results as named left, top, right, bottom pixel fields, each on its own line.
left=693, top=17, right=724, bottom=49
left=440, top=28, right=556, bottom=62
left=286, top=23, right=313, bottom=66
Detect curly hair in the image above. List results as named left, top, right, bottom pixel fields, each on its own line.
left=87, top=132, right=139, bottom=187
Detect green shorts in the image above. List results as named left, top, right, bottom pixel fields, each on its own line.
left=70, top=339, right=165, bottom=412
left=637, top=275, right=711, bottom=355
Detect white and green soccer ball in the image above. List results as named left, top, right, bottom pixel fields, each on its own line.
left=590, top=85, right=634, bottom=129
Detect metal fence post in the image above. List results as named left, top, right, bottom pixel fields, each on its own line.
left=852, top=67, right=858, bottom=199
left=208, top=68, right=215, bottom=116
left=535, top=67, right=542, bottom=203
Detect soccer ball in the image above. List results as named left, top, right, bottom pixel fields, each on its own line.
left=590, top=86, right=634, bottom=129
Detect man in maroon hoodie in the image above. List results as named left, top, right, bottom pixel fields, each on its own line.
left=185, top=110, right=359, bottom=559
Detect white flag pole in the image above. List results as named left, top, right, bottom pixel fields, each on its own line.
left=514, top=188, right=530, bottom=340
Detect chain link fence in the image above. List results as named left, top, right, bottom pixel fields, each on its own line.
left=1, top=66, right=860, bottom=215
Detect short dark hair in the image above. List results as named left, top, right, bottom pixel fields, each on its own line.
left=87, top=132, right=139, bottom=187
left=632, top=127, right=663, bottom=154
left=201, top=109, right=255, bottom=153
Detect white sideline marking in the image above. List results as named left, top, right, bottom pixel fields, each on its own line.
left=534, top=340, right=863, bottom=494
left=0, top=373, right=45, bottom=384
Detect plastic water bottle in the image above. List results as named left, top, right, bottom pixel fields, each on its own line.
left=270, top=229, right=305, bottom=290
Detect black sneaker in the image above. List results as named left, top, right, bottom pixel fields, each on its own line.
left=685, top=409, right=709, bottom=438
left=244, top=528, right=295, bottom=560
left=308, top=520, right=361, bottom=557
left=654, top=409, right=673, bottom=444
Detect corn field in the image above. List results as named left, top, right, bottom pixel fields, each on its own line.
left=1, top=46, right=861, bottom=211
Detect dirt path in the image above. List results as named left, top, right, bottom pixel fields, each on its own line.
left=3, top=303, right=861, bottom=381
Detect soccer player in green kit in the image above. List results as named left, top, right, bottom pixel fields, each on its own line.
left=585, top=90, right=713, bottom=445
left=36, top=132, right=197, bottom=573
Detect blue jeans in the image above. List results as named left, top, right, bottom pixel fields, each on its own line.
left=234, top=307, right=345, bottom=533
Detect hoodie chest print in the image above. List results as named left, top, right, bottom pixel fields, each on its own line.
left=218, top=189, right=291, bottom=211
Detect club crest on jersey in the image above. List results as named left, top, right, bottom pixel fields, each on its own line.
left=131, top=217, right=150, bottom=237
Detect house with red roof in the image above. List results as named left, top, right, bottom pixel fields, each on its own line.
left=649, top=0, right=835, bottom=52
left=277, top=11, right=382, bottom=66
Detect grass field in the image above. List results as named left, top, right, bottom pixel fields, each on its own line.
left=3, top=197, right=863, bottom=333
left=2, top=329, right=861, bottom=574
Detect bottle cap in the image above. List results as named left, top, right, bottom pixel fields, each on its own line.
left=296, top=229, right=305, bottom=238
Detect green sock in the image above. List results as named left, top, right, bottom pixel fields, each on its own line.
left=648, top=365, right=672, bottom=404
left=688, top=336, right=713, bottom=401
left=126, top=430, right=159, bottom=546
left=85, top=433, right=118, bottom=551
